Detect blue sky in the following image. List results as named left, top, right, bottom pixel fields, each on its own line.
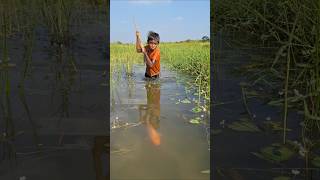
left=110, top=0, right=210, bottom=43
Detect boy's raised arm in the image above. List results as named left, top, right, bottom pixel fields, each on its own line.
left=136, top=31, right=144, bottom=53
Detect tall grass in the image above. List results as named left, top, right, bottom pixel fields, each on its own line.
left=110, top=41, right=210, bottom=110
left=216, top=0, right=320, bottom=142
left=161, top=42, right=210, bottom=103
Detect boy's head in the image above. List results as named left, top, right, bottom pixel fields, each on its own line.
left=147, top=31, right=160, bottom=50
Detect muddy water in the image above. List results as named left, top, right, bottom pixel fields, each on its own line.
left=213, top=34, right=320, bottom=179
left=110, top=64, right=210, bottom=180
left=0, top=7, right=109, bottom=180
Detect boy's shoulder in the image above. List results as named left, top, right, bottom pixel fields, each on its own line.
left=154, top=46, right=160, bottom=52
left=145, top=46, right=160, bottom=53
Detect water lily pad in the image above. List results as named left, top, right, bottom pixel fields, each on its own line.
left=273, top=176, right=290, bottom=180
left=311, top=155, right=320, bottom=167
left=228, top=120, right=260, bottom=132
left=252, top=143, right=295, bottom=163
left=189, top=117, right=201, bottom=124
left=191, top=107, right=202, bottom=113
left=181, top=98, right=191, bottom=104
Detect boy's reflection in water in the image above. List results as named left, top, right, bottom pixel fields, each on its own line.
left=92, top=82, right=161, bottom=179
left=139, top=81, right=161, bottom=146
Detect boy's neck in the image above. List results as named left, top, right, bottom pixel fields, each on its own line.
left=148, top=45, right=157, bottom=51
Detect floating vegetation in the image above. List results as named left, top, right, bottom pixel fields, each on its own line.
left=228, top=119, right=260, bottom=132
left=111, top=116, right=141, bottom=130
left=191, top=106, right=203, bottom=113
left=252, top=143, right=296, bottom=163
left=189, top=117, right=201, bottom=124
left=181, top=98, right=191, bottom=104
left=262, top=121, right=292, bottom=132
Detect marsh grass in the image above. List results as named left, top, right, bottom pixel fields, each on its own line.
left=217, top=0, right=320, bottom=143
left=110, top=41, right=210, bottom=111
left=41, top=0, right=75, bottom=46
left=0, top=0, right=106, bottom=159
left=161, top=42, right=210, bottom=100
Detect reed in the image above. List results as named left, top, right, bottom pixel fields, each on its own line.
left=217, top=0, right=320, bottom=142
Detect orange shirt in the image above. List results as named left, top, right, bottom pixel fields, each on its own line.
left=145, top=45, right=160, bottom=77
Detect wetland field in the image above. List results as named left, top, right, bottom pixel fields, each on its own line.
left=110, top=41, right=210, bottom=179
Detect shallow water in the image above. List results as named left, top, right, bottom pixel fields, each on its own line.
left=110, top=64, right=210, bottom=179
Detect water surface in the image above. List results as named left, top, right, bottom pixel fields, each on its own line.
left=111, top=64, right=210, bottom=180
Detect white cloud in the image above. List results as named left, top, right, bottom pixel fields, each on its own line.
left=173, top=16, right=184, bottom=21
left=128, top=0, right=172, bottom=5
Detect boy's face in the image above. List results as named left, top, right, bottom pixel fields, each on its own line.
left=148, top=40, right=158, bottom=50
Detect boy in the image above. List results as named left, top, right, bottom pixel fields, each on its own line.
left=136, top=31, right=160, bottom=79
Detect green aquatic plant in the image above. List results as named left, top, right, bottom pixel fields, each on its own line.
left=191, top=106, right=202, bottom=113
left=252, top=143, right=296, bottom=163
left=228, top=119, right=260, bottom=132
left=189, top=117, right=201, bottom=124
left=262, top=121, right=292, bottom=132
left=181, top=98, right=191, bottom=104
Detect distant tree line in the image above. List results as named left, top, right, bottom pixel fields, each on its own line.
left=113, top=35, right=209, bottom=44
